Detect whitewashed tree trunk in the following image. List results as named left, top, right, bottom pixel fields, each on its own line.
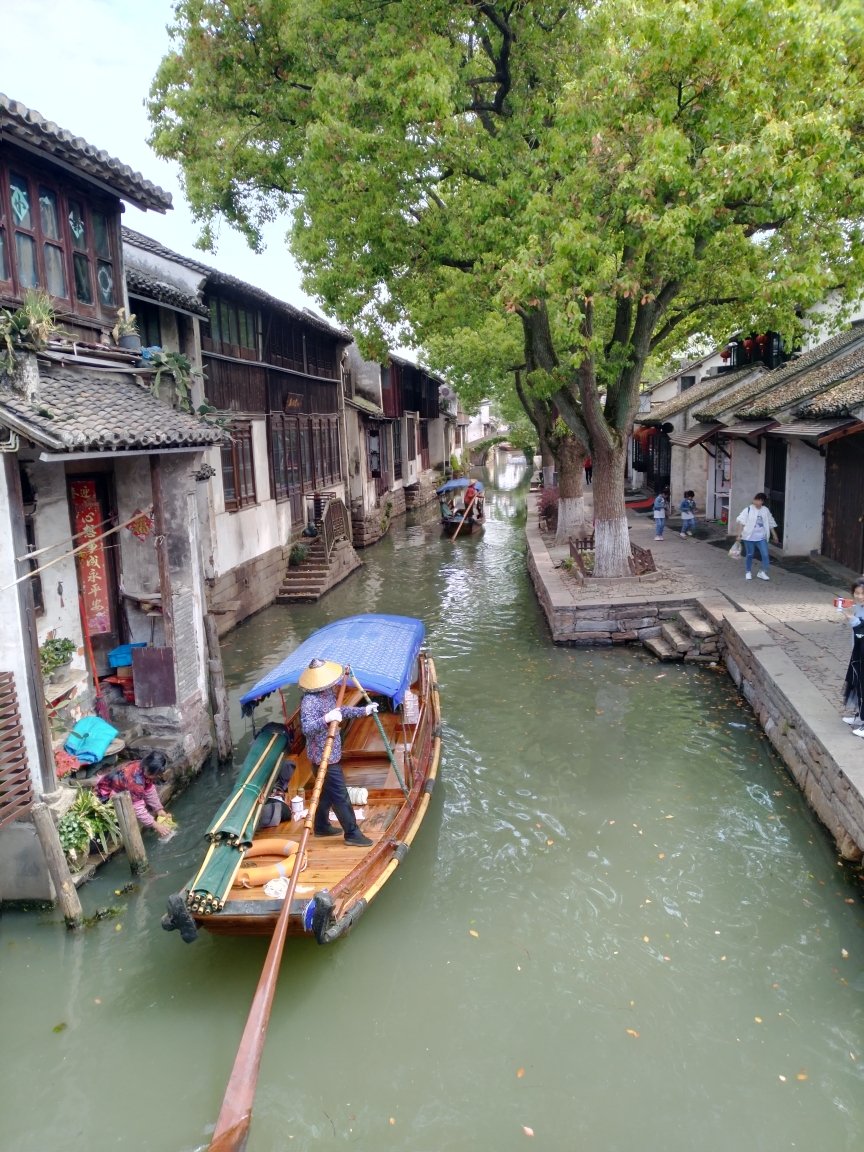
left=556, top=495, right=587, bottom=544
left=591, top=442, right=632, bottom=577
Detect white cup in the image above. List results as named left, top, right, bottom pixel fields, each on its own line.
left=290, top=795, right=304, bottom=820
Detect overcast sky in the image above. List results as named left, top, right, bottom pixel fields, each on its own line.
left=0, top=0, right=317, bottom=311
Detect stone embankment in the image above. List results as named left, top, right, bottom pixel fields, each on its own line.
left=526, top=510, right=864, bottom=862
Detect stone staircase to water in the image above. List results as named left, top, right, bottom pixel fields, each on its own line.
left=642, top=607, right=721, bottom=663
left=275, top=538, right=334, bottom=603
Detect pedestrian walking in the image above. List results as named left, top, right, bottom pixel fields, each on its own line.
left=679, top=490, right=697, bottom=537
left=584, top=457, right=592, bottom=485
left=734, top=493, right=779, bottom=580
left=653, top=487, right=670, bottom=540
left=841, top=578, right=864, bottom=736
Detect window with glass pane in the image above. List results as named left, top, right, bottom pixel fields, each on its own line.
left=9, top=174, right=32, bottom=228
left=96, top=260, right=114, bottom=305
left=313, top=423, right=325, bottom=484
left=300, top=423, right=313, bottom=485
left=271, top=417, right=288, bottom=501
left=39, top=189, right=61, bottom=240
left=393, top=419, right=402, bottom=480
left=15, top=233, right=38, bottom=288
left=68, top=200, right=87, bottom=249
left=239, top=432, right=255, bottom=503
left=0, top=228, right=8, bottom=282
left=43, top=243, right=66, bottom=297
left=72, top=253, right=93, bottom=303
left=288, top=422, right=300, bottom=488
left=92, top=212, right=111, bottom=258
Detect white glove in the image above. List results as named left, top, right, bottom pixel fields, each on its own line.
left=323, top=708, right=343, bottom=724
left=365, top=702, right=379, bottom=715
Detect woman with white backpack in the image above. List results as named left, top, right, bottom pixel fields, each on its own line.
left=734, top=493, right=779, bottom=580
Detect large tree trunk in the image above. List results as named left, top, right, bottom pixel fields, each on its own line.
left=555, top=434, right=588, bottom=544
left=591, top=440, right=631, bottom=576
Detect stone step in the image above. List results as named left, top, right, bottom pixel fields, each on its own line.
left=643, top=636, right=683, bottom=661
left=678, top=608, right=716, bottom=640
left=661, top=622, right=690, bottom=653
left=279, top=581, right=327, bottom=594
left=276, top=591, right=323, bottom=603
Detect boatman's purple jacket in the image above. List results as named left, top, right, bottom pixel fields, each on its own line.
left=301, top=687, right=367, bottom=766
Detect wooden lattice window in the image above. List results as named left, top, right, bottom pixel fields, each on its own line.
left=0, top=672, right=34, bottom=830
left=221, top=422, right=257, bottom=511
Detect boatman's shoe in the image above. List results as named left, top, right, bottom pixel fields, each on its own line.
left=315, top=826, right=342, bottom=837
left=344, top=830, right=373, bottom=847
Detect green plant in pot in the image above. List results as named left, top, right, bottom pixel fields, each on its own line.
left=112, top=307, right=141, bottom=351
left=58, top=787, right=121, bottom=870
left=0, top=289, right=58, bottom=373
left=39, top=637, right=76, bottom=683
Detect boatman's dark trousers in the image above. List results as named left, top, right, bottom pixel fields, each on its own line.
left=312, top=760, right=358, bottom=836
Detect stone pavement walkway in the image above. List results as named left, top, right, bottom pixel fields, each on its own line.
left=542, top=489, right=858, bottom=718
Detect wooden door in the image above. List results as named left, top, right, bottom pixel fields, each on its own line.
left=763, top=437, right=787, bottom=545
left=823, top=435, right=864, bottom=572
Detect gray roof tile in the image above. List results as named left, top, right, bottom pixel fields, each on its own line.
left=0, top=94, right=171, bottom=213
left=798, top=370, right=864, bottom=417
left=0, top=364, right=225, bottom=453
left=126, top=267, right=210, bottom=318
left=739, top=340, right=864, bottom=417
left=635, top=366, right=758, bottom=424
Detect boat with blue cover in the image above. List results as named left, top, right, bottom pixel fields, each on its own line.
left=437, top=478, right=485, bottom=536
left=165, top=614, right=440, bottom=943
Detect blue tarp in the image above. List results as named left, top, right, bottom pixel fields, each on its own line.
left=239, top=614, right=425, bottom=714
left=436, top=479, right=484, bottom=494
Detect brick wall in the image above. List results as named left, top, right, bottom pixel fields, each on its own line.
left=207, top=542, right=292, bottom=636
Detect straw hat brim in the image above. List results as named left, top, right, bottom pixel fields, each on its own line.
left=298, top=660, right=344, bottom=692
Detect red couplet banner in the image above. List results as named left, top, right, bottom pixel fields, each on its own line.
left=69, top=480, right=111, bottom=636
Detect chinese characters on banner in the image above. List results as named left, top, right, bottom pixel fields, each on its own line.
left=70, top=480, right=111, bottom=636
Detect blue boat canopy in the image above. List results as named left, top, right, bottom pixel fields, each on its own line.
left=239, top=614, right=425, bottom=714
left=436, top=479, right=484, bottom=494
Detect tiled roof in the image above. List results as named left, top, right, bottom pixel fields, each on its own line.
left=121, top=228, right=351, bottom=339
left=126, top=267, right=210, bottom=318
left=694, top=326, right=864, bottom=420
left=0, top=364, right=225, bottom=453
left=738, top=341, right=864, bottom=418
left=0, top=94, right=171, bottom=213
left=798, top=370, right=864, bottom=417
left=635, top=366, right=758, bottom=424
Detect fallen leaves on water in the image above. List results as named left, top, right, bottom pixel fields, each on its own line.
left=779, top=1075, right=787, bottom=1081
left=546, top=839, right=554, bottom=846
left=94, top=999, right=101, bottom=1004
left=517, top=1068, right=525, bottom=1078
left=755, top=1017, right=762, bottom=1023
left=609, top=820, right=615, bottom=825
left=643, top=936, right=650, bottom=942
left=626, top=1029, right=639, bottom=1038
left=658, top=853, right=665, bottom=858
left=522, top=1126, right=535, bottom=1136
left=390, top=1117, right=396, bottom=1125
left=665, top=814, right=674, bottom=819
left=470, top=930, right=479, bottom=937
left=845, top=898, right=855, bottom=904
left=841, top=949, right=849, bottom=958
left=115, top=924, right=122, bottom=931
left=663, top=956, right=671, bottom=962
left=796, top=1071, right=808, bottom=1081
left=655, top=674, right=667, bottom=679
left=52, top=1022, right=67, bottom=1033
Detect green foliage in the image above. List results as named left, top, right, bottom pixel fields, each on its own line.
left=39, top=637, right=76, bottom=677
left=149, top=0, right=864, bottom=559
left=289, top=542, right=309, bottom=566
left=58, top=788, right=121, bottom=868
left=146, top=350, right=203, bottom=412
left=0, top=290, right=57, bottom=372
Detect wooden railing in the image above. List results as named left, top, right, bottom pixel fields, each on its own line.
left=0, top=672, right=33, bottom=830
left=319, top=498, right=352, bottom=563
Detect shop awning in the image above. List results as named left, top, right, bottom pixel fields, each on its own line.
left=667, top=422, right=722, bottom=448
left=769, top=419, right=864, bottom=445
left=722, top=420, right=778, bottom=438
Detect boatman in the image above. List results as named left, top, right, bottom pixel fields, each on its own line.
left=299, top=658, right=377, bottom=846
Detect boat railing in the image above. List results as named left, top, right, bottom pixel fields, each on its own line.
left=319, top=497, right=353, bottom=563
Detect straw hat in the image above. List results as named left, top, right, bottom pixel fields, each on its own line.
left=298, top=658, right=343, bottom=692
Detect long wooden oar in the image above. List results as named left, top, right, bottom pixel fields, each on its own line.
left=208, top=671, right=350, bottom=1152
left=452, top=493, right=477, bottom=541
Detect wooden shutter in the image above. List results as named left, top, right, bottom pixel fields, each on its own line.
left=0, top=672, right=34, bottom=830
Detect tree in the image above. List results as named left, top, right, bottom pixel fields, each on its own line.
left=150, top=0, right=864, bottom=574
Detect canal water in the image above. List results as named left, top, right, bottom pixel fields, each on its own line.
left=2, top=454, right=864, bottom=1152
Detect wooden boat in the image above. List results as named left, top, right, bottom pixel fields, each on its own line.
left=438, top=478, right=485, bottom=536
left=164, top=614, right=440, bottom=943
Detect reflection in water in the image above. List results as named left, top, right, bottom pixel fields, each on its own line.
left=2, top=453, right=864, bottom=1152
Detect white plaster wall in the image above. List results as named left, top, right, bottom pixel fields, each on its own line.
left=783, top=439, right=827, bottom=555
left=0, top=466, right=46, bottom=795
left=114, top=454, right=166, bottom=645
left=428, top=417, right=446, bottom=467
left=728, top=439, right=765, bottom=527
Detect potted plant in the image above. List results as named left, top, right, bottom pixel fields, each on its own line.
left=39, top=636, right=76, bottom=684
left=57, top=787, right=121, bottom=870
left=112, top=308, right=141, bottom=351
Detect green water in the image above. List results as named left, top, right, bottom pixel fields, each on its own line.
left=2, top=454, right=864, bottom=1152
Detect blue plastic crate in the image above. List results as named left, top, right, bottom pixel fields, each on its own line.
left=108, top=642, right=147, bottom=668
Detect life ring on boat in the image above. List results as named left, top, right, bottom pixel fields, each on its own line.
left=236, top=839, right=303, bottom=887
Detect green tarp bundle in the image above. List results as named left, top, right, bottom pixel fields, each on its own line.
left=187, top=723, right=289, bottom=914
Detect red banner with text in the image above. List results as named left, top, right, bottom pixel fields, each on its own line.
left=70, top=480, right=111, bottom=636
